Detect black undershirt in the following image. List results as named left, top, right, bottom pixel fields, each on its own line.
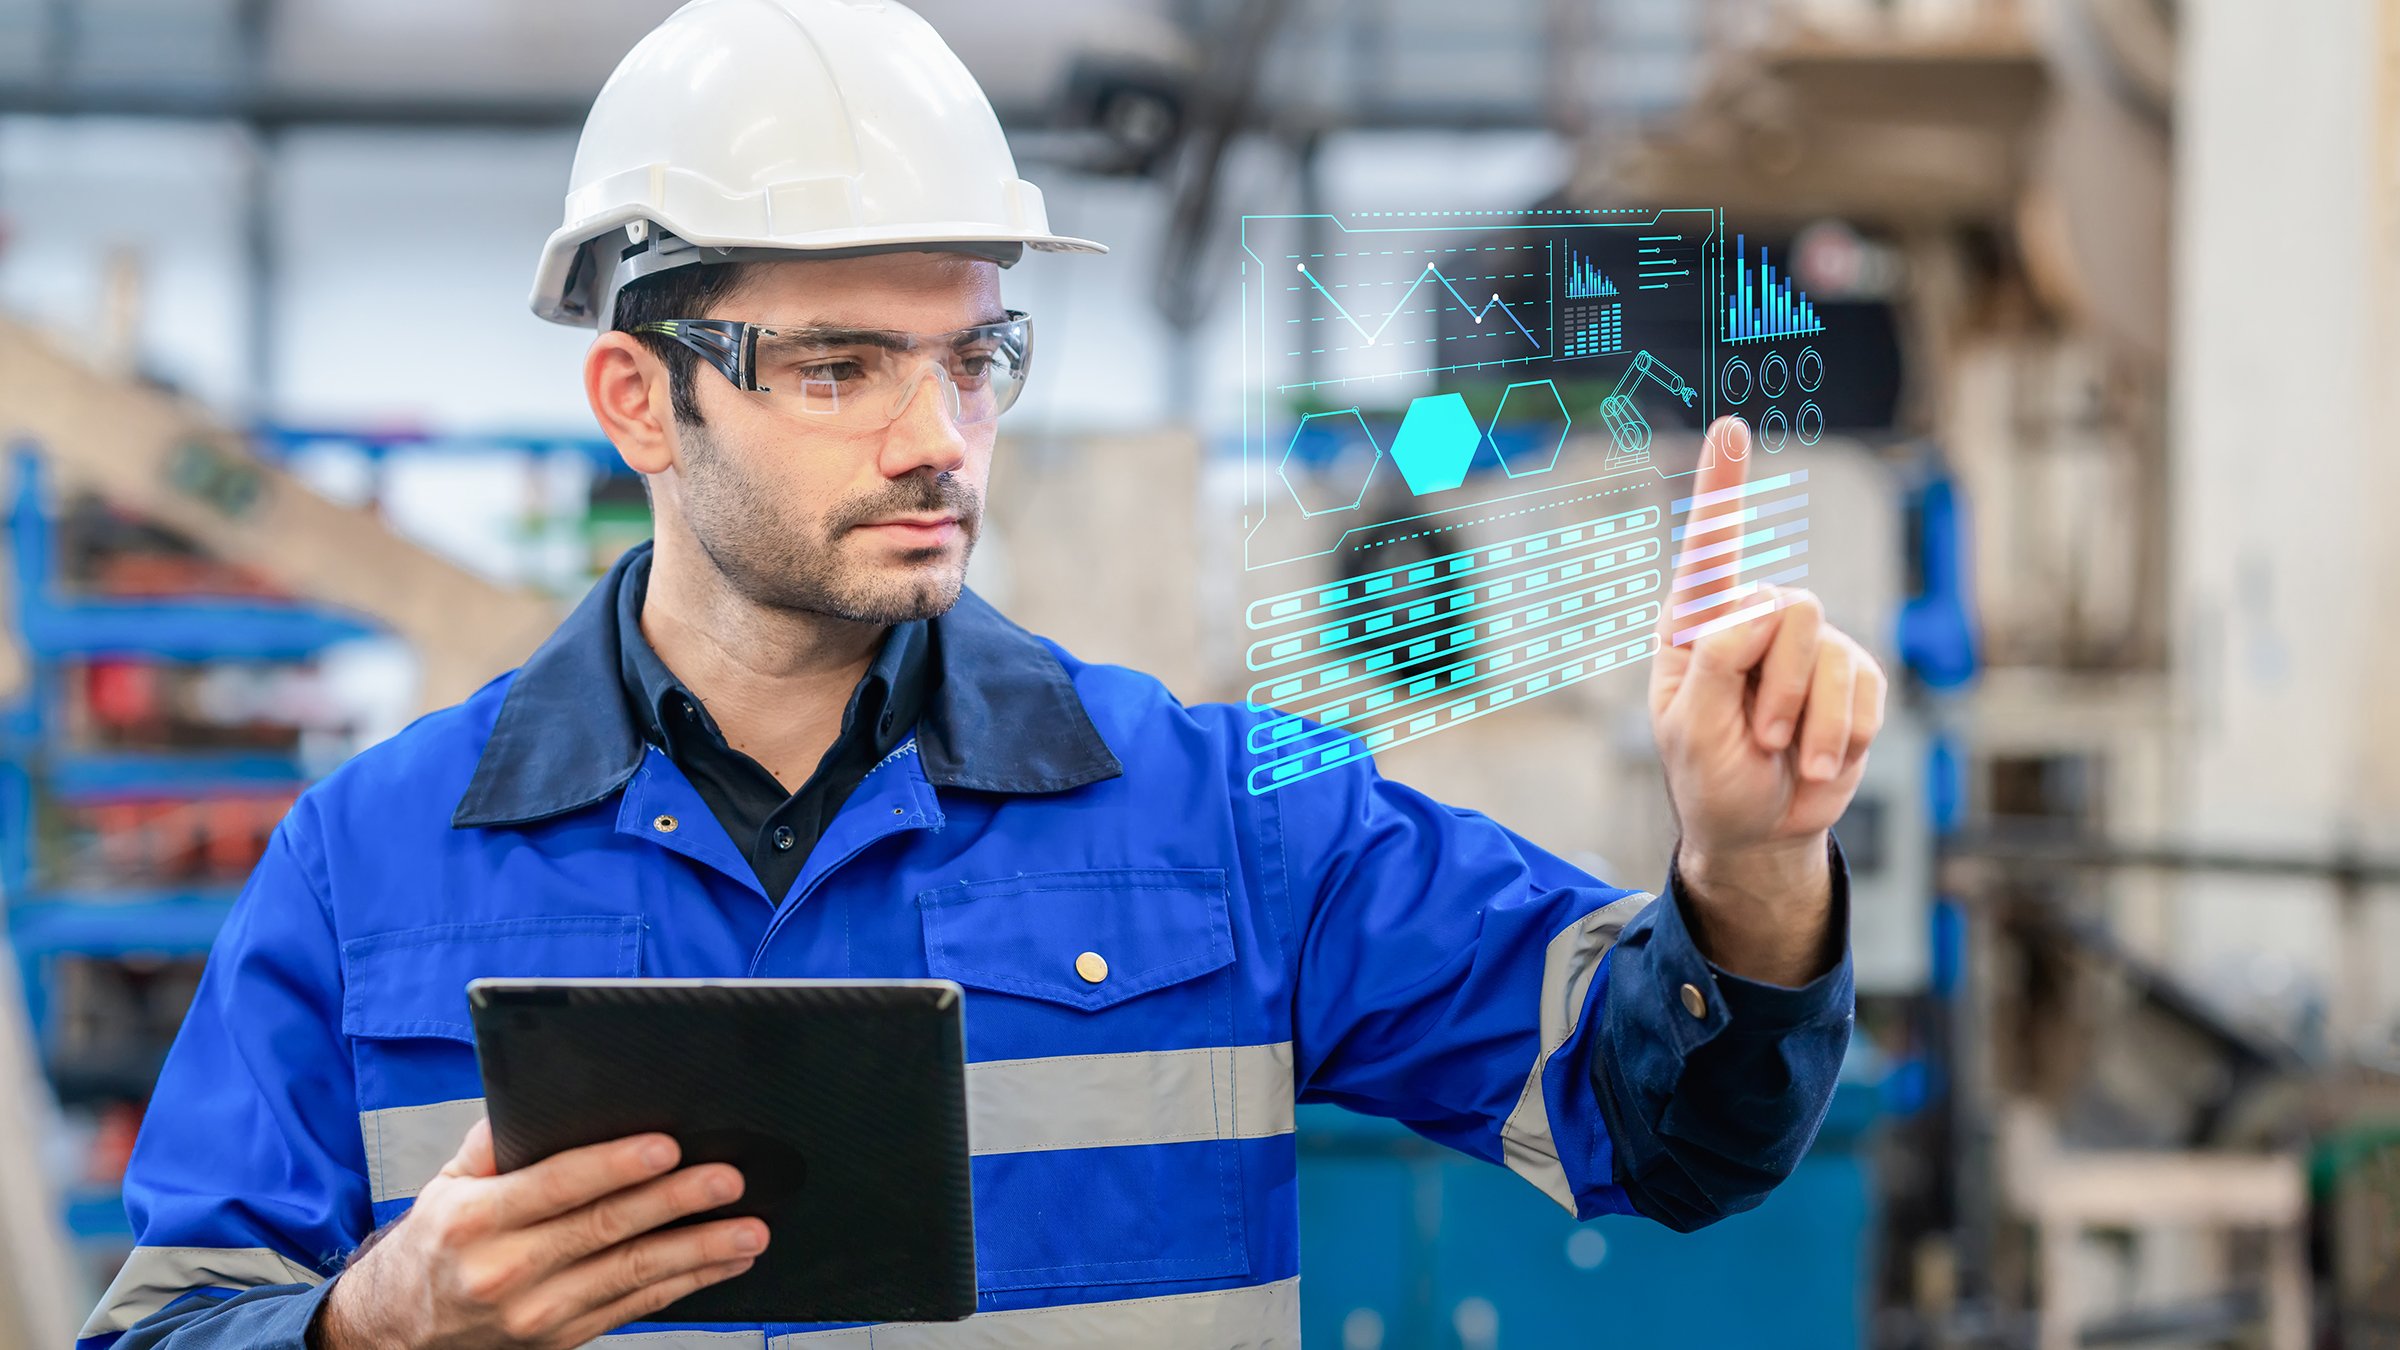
left=614, top=553, right=933, bottom=902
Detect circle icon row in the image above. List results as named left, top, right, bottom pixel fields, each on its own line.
left=1729, top=401, right=1825, bottom=453
left=1720, top=345, right=1824, bottom=404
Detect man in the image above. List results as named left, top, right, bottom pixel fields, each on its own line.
left=81, top=1, right=1883, bottom=1347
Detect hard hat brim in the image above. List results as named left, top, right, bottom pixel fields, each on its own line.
left=532, top=213, right=1107, bottom=328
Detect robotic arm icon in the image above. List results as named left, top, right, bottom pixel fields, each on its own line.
left=1598, top=350, right=1699, bottom=469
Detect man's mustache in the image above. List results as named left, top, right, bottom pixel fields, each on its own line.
left=826, top=474, right=982, bottom=535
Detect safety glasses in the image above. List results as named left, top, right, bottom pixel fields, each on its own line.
left=634, top=311, right=1034, bottom=431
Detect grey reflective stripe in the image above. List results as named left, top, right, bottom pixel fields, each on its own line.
left=1499, top=891, right=1656, bottom=1211
left=363, top=1095, right=487, bottom=1203
left=362, top=1044, right=1298, bottom=1204
left=79, top=1244, right=323, bottom=1337
left=766, top=1276, right=1300, bottom=1348
left=968, top=1042, right=1293, bottom=1155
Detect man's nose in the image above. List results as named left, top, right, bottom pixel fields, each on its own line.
left=881, top=363, right=970, bottom=474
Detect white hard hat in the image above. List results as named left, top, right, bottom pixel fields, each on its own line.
left=531, top=0, right=1106, bottom=328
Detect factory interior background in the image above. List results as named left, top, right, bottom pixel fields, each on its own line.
left=1, top=0, right=2397, bottom=1344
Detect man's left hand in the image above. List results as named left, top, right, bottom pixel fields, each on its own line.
left=1646, top=416, right=1886, bottom=985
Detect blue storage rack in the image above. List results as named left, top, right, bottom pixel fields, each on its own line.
left=1, top=447, right=378, bottom=1241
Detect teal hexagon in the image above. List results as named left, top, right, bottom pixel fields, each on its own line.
left=1490, top=379, right=1571, bottom=477
left=1387, top=392, right=1481, bottom=495
left=1278, top=409, right=1381, bottom=517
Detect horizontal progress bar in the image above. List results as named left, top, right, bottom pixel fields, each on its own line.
left=1248, top=504, right=1658, bottom=630
left=1249, top=595, right=1661, bottom=750
left=1670, top=563, right=1813, bottom=620
left=1248, top=628, right=1658, bottom=795
left=1670, top=538, right=1810, bottom=593
left=1247, top=537, right=1658, bottom=671
left=1672, top=468, right=1809, bottom=514
left=1248, top=569, right=1659, bottom=709
left=1669, top=517, right=1808, bottom=574
left=1250, top=605, right=1657, bottom=753
left=1671, top=492, right=1809, bottom=541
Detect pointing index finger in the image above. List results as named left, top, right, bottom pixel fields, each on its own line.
left=1661, top=416, right=1755, bottom=645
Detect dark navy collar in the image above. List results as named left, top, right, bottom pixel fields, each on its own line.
left=611, top=546, right=926, bottom=763
left=452, top=541, right=1122, bottom=828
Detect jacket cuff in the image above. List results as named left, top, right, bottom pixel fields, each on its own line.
left=1601, top=831, right=1854, bottom=1065
left=94, top=1278, right=336, bottom=1350
left=1676, top=832, right=1854, bottom=1032
left=1585, top=832, right=1857, bottom=1230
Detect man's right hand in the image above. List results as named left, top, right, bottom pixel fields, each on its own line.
left=314, top=1118, right=768, bottom=1350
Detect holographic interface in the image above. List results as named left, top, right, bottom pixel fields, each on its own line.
left=1238, top=210, right=1824, bottom=794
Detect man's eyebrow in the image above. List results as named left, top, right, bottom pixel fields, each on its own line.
left=758, top=313, right=1013, bottom=348
left=762, top=325, right=913, bottom=351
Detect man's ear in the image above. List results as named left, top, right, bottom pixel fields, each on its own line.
left=586, top=332, right=677, bottom=476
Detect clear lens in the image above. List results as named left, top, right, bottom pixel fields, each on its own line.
left=748, top=316, right=1030, bottom=430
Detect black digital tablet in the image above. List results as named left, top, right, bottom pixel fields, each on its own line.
left=467, top=978, right=976, bottom=1324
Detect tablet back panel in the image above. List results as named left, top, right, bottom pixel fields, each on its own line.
left=469, top=979, right=975, bottom=1324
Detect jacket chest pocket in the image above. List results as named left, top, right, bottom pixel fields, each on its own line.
left=918, top=868, right=1264, bottom=1292
left=340, top=915, right=646, bottom=1206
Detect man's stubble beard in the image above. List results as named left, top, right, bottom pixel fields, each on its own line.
left=677, top=418, right=983, bottom=625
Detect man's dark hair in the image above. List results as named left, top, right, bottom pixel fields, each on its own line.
left=610, top=262, right=751, bottom=426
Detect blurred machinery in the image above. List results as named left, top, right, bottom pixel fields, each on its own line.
left=1560, top=0, right=2400, bottom=1343
left=912, top=0, right=1197, bottom=175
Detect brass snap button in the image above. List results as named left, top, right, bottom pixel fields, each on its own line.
left=1075, top=951, right=1109, bottom=984
left=653, top=813, right=678, bottom=833
left=1679, top=982, right=1706, bottom=1019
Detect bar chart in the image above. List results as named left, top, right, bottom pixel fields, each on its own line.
left=1725, top=234, right=1823, bottom=343
left=1565, top=250, right=1619, bottom=299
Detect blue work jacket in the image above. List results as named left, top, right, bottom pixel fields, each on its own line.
left=82, top=542, right=1854, bottom=1349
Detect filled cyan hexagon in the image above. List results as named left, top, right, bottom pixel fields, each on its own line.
left=1278, top=408, right=1381, bottom=516
left=1490, top=379, right=1571, bottom=477
left=1387, top=392, right=1481, bottom=495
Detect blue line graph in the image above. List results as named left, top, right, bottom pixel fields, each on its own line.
left=1296, top=261, right=1543, bottom=350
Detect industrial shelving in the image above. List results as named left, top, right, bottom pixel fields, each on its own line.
left=0, top=447, right=375, bottom=1248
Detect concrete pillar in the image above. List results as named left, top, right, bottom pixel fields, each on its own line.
left=2169, top=0, right=2400, bottom=1051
